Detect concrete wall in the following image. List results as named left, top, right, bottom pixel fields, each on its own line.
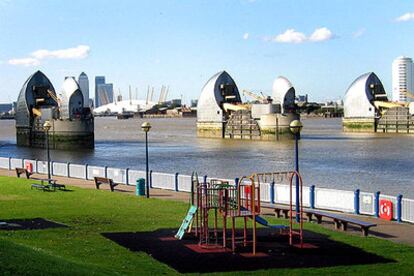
left=196, top=122, right=224, bottom=138
left=16, top=118, right=94, bottom=149
left=342, top=118, right=376, bottom=132
left=258, top=113, right=298, bottom=140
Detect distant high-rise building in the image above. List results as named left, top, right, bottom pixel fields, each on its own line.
left=97, top=83, right=114, bottom=106
left=95, top=76, right=105, bottom=107
left=78, top=72, right=89, bottom=107
left=392, top=56, right=413, bottom=102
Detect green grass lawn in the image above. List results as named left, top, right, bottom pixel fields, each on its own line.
left=0, top=175, right=413, bottom=275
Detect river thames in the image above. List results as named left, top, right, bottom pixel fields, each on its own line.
left=1, top=117, right=413, bottom=197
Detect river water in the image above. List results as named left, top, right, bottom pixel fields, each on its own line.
left=0, top=117, right=413, bottom=197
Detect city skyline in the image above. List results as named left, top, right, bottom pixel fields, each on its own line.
left=1, top=1, right=414, bottom=103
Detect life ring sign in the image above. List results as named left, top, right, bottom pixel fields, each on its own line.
left=379, top=199, right=393, bottom=221
left=25, top=161, right=33, bottom=173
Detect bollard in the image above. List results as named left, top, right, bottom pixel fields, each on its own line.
left=397, top=194, right=403, bottom=223
left=85, top=164, right=88, bottom=180
left=354, top=189, right=360, bottom=215
left=270, top=181, right=275, bottom=204
left=104, top=166, right=108, bottom=178
left=51, top=161, right=54, bottom=176
left=310, top=185, right=315, bottom=209
left=126, top=168, right=129, bottom=185
left=203, top=175, right=207, bottom=185
left=375, top=191, right=381, bottom=218
left=67, top=162, right=70, bottom=178
left=35, top=159, right=38, bottom=173
left=235, top=177, right=239, bottom=189
left=150, top=170, right=153, bottom=188
left=175, top=172, right=179, bottom=192
left=8, top=157, right=11, bottom=170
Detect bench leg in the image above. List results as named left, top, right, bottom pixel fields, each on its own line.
left=96, top=183, right=100, bottom=190
left=274, top=209, right=281, bottom=218
left=283, top=210, right=289, bottom=219
left=306, top=213, right=313, bottom=222
left=341, top=222, right=348, bottom=231
left=110, top=185, right=114, bottom=192
left=316, top=215, right=322, bottom=224
left=362, top=227, right=369, bottom=237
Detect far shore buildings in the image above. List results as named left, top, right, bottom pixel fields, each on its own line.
left=94, top=76, right=113, bottom=108
left=78, top=72, right=90, bottom=107
left=392, top=56, right=413, bottom=103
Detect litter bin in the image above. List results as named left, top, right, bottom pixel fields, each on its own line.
left=136, top=178, right=146, bottom=196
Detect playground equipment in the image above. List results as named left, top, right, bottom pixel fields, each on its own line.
left=176, top=170, right=304, bottom=255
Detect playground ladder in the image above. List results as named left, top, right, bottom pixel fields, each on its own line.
left=175, top=205, right=197, bottom=240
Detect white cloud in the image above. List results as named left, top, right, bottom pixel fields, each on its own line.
left=309, top=27, right=334, bottom=42
left=274, top=29, right=307, bottom=44
left=396, top=12, right=414, bottom=22
left=243, top=32, right=249, bottom=40
left=270, top=27, right=335, bottom=44
left=31, top=45, right=90, bottom=59
left=8, top=58, right=40, bottom=66
left=8, top=45, right=90, bottom=66
left=352, top=28, right=366, bottom=38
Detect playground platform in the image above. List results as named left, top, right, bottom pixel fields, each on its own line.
left=1, top=168, right=413, bottom=247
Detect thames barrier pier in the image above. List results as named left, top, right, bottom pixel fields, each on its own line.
left=15, top=71, right=94, bottom=149
left=343, top=72, right=414, bottom=133
left=196, top=71, right=299, bottom=140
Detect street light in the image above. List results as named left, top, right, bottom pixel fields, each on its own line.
left=141, top=122, right=151, bottom=198
left=290, top=120, right=303, bottom=223
left=43, top=120, right=52, bottom=184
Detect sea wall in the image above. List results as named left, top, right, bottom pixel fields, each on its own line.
left=16, top=119, right=94, bottom=150
left=342, top=118, right=376, bottom=132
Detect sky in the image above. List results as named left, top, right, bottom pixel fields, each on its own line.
left=1, top=0, right=414, bottom=104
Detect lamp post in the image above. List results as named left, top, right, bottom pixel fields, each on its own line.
left=289, top=120, right=303, bottom=223
left=43, top=120, right=52, bottom=184
left=141, top=122, right=151, bottom=198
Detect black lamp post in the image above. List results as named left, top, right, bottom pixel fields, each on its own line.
left=141, top=122, right=151, bottom=198
left=289, top=119, right=303, bottom=223
left=43, top=120, right=52, bottom=184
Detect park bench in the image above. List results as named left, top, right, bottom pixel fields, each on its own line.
left=94, top=177, right=118, bottom=192
left=305, top=210, right=377, bottom=237
left=15, top=168, right=32, bottom=179
left=31, top=183, right=51, bottom=191
left=30, top=178, right=66, bottom=191
left=261, top=203, right=291, bottom=218
left=262, top=203, right=376, bottom=237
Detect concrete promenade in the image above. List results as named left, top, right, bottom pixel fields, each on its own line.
left=1, top=168, right=413, bottom=247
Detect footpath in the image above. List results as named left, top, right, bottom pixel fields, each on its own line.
left=1, top=168, right=413, bottom=246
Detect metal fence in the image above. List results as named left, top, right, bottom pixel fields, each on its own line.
left=315, top=188, right=354, bottom=213
left=359, top=191, right=375, bottom=215
left=53, top=162, right=68, bottom=177
left=402, top=198, right=414, bottom=223
left=0, top=155, right=413, bottom=224
left=69, top=164, right=86, bottom=179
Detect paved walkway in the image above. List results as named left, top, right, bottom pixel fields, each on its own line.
left=1, top=168, right=413, bottom=246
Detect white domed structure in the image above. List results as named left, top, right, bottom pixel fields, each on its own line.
left=93, top=99, right=157, bottom=115
left=15, top=71, right=94, bottom=149
left=60, top=77, right=84, bottom=119
left=272, top=76, right=296, bottom=114
left=197, top=71, right=241, bottom=123
left=343, top=72, right=388, bottom=118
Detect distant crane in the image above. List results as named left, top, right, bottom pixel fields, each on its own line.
left=242, top=90, right=270, bottom=104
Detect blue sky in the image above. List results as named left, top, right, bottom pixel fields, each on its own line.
left=1, top=0, right=414, bottom=103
